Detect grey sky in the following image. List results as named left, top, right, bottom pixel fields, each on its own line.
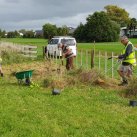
left=0, top=0, right=137, bottom=31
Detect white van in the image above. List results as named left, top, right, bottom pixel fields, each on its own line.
left=46, top=36, right=77, bottom=57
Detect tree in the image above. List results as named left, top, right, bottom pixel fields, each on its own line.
left=23, top=30, right=35, bottom=38
left=57, top=26, right=69, bottom=36
left=73, top=23, right=86, bottom=42
left=104, top=5, right=130, bottom=27
left=19, top=29, right=26, bottom=35
left=61, top=25, right=69, bottom=36
left=0, top=29, right=6, bottom=38
left=57, top=27, right=63, bottom=36
left=42, top=23, right=57, bottom=39
left=7, top=31, right=16, bottom=38
left=85, top=11, right=120, bottom=42
left=14, top=30, right=20, bottom=38
left=127, top=18, right=137, bottom=37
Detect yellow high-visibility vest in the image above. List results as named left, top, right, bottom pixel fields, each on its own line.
left=122, top=41, right=136, bottom=66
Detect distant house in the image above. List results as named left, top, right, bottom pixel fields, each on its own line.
left=34, top=30, right=43, bottom=38
left=120, top=27, right=137, bottom=38
left=19, top=32, right=23, bottom=37
left=68, top=27, right=76, bottom=34
left=5, top=33, right=7, bottom=37
left=120, top=27, right=128, bottom=36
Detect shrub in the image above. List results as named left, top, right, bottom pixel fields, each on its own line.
left=126, top=77, right=137, bottom=97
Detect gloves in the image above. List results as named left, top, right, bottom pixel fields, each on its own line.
left=118, top=55, right=124, bottom=59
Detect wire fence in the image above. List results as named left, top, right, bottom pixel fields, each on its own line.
left=43, top=46, right=123, bottom=79
left=1, top=41, right=137, bottom=79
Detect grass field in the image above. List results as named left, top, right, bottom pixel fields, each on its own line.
left=1, top=38, right=137, bottom=137
left=1, top=61, right=137, bottom=137
left=2, top=38, right=137, bottom=59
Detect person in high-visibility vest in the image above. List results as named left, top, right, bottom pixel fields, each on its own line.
left=0, top=57, right=3, bottom=77
left=117, top=36, right=136, bottom=86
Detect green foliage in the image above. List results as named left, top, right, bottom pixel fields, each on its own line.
left=73, top=23, right=87, bottom=42
left=57, top=26, right=69, bottom=36
left=104, top=5, right=130, bottom=27
left=7, top=31, right=16, bottom=38
left=0, top=29, right=6, bottom=38
left=42, top=23, right=58, bottom=39
left=127, top=18, right=137, bottom=37
left=85, top=11, right=120, bottom=42
left=6, top=30, right=22, bottom=38
left=42, top=23, right=69, bottom=39
left=23, top=30, right=35, bottom=38
left=126, top=77, right=137, bottom=97
left=74, top=11, right=120, bottom=42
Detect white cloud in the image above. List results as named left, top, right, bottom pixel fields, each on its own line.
left=123, top=4, right=137, bottom=19
left=0, top=0, right=137, bottom=31
left=2, top=12, right=91, bottom=31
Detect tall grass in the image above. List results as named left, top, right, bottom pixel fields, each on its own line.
left=1, top=38, right=48, bottom=58
left=0, top=46, right=31, bottom=65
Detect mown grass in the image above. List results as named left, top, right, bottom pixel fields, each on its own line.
left=1, top=38, right=137, bottom=136
left=1, top=76, right=137, bottom=137
left=2, top=38, right=137, bottom=54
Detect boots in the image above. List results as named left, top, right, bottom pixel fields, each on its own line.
left=1, top=73, right=3, bottom=77
left=118, top=79, right=128, bottom=86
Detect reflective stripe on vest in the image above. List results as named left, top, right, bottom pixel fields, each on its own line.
left=122, top=41, right=136, bottom=66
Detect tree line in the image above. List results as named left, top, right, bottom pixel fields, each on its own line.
left=0, top=5, right=137, bottom=42
left=73, top=5, right=137, bottom=42
left=0, top=26, right=69, bottom=39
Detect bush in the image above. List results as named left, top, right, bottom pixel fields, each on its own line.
left=43, top=68, right=106, bottom=89
left=126, top=77, right=137, bottom=97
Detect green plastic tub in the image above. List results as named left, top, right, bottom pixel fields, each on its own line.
left=15, top=70, right=34, bottom=80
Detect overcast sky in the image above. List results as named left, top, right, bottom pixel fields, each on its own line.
left=0, top=0, right=137, bottom=31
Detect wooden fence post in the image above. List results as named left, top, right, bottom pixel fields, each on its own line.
left=80, top=50, right=82, bottom=66
left=99, top=51, right=100, bottom=71
left=105, top=51, right=107, bottom=76
left=111, top=52, right=114, bottom=78
left=75, top=50, right=78, bottom=68
left=86, top=50, right=88, bottom=69
left=43, top=46, right=45, bottom=59
left=91, top=49, right=94, bottom=69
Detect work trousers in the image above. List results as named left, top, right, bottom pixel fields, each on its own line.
left=66, top=57, right=74, bottom=70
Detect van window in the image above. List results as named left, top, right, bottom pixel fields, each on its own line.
left=61, top=39, right=75, bottom=46
left=49, top=39, right=59, bottom=44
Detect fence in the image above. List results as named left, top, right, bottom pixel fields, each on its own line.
left=0, top=42, right=37, bottom=58
left=22, top=45, right=37, bottom=58
left=43, top=46, right=122, bottom=79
